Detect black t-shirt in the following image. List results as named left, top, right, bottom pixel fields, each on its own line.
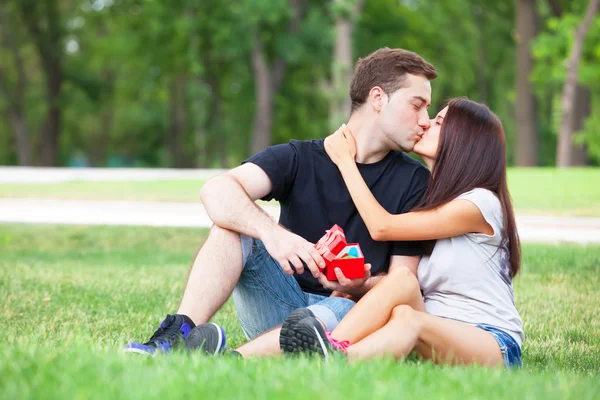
left=243, top=139, right=430, bottom=296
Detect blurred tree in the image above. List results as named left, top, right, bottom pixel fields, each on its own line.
left=0, top=0, right=598, bottom=168
left=0, top=4, right=32, bottom=165
left=515, top=0, right=539, bottom=166
left=532, top=0, right=600, bottom=165
left=557, top=0, right=598, bottom=167
left=17, top=0, right=66, bottom=166
left=249, top=0, right=305, bottom=155
left=325, top=0, right=364, bottom=130
left=546, top=0, right=592, bottom=166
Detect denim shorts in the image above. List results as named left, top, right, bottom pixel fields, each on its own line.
left=231, top=236, right=356, bottom=339
left=477, top=324, right=522, bottom=369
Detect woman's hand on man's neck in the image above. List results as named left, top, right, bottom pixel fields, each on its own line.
left=345, top=115, right=392, bottom=165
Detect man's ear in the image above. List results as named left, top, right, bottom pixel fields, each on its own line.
left=368, top=86, right=387, bottom=112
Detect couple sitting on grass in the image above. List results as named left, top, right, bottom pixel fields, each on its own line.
left=124, top=48, right=524, bottom=368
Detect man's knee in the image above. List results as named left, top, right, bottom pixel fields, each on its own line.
left=206, top=225, right=252, bottom=266
left=208, top=224, right=239, bottom=239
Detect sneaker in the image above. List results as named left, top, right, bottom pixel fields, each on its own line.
left=291, top=316, right=350, bottom=360
left=280, top=308, right=315, bottom=353
left=184, top=323, right=227, bottom=356
left=123, top=314, right=195, bottom=356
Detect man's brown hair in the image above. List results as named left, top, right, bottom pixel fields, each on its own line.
left=349, top=48, right=437, bottom=112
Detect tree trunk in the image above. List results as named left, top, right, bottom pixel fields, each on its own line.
left=40, top=60, right=62, bottom=166
left=90, top=100, right=114, bottom=167
left=207, top=71, right=227, bottom=168
left=11, top=113, right=31, bottom=164
left=0, top=8, right=32, bottom=165
left=250, top=36, right=274, bottom=155
left=0, top=68, right=32, bottom=166
left=329, top=0, right=364, bottom=129
left=192, top=76, right=209, bottom=168
left=197, top=63, right=225, bottom=168
left=249, top=0, right=304, bottom=155
left=39, top=1, right=63, bottom=167
left=168, top=76, right=191, bottom=168
left=570, top=84, right=591, bottom=165
left=187, top=5, right=208, bottom=168
left=18, top=1, right=64, bottom=166
left=557, top=0, right=599, bottom=167
left=515, top=0, right=538, bottom=166
left=474, top=4, right=488, bottom=103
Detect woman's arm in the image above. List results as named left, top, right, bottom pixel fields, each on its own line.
left=324, top=126, right=492, bottom=242
left=336, top=159, right=493, bottom=241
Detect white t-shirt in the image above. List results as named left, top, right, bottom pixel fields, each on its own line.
left=418, top=188, right=524, bottom=346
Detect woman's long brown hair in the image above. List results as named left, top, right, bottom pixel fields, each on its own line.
left=417, top=98, right=521, bottom=277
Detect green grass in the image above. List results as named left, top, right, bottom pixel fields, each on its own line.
left=1, top=168, right=599, bottom=216
left=1, top=224, right=599, bottom=399
left=507, top=168, right=600, bottom=217
left=0, top=179, right=206, bottom=202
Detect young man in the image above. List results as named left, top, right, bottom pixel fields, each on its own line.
left=124, top=48, right=436, bottom=357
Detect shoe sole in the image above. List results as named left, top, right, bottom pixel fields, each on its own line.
left=122, top=347, right=156, bottom=357
left=211, top=323, right=226, bottom=356
left=292, top=318, right=329, bottom=360
left=279, top=308, right=315, bottom=354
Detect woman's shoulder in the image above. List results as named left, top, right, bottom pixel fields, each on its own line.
left=455, top=188, right=504, bottom=241
left=457, top=188, right=501, bottom=209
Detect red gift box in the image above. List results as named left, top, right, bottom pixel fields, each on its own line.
left=327, top=244, right=365, bottom=281
left=315, top=225, right=365, bottom=281
left=315, top=224, right=346, bottom=264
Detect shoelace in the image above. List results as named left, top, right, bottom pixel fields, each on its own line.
left=145, top=315, right=182, bottom=346
left=326, top=332, right=350, bottom=355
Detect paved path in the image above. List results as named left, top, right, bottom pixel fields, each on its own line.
left=1, top=198, right=598, bottom=244
left=0, top=167, right=226, bottom=183
left=1, top=167, right=598, bottom=244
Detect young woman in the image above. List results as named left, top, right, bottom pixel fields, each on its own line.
left=280, top=98, right=524, bottom=368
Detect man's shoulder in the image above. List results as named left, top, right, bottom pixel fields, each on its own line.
left=288, top=139, right=325, bottom=153
left=246, top=139, right=323, bottom=161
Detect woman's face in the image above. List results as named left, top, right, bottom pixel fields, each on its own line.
left=413, top=106, right=448, bottom=160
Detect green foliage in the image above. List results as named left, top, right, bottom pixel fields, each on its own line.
left=0, top=0, right=598, bottom=166
left=531, top=1, right=600, bottom=164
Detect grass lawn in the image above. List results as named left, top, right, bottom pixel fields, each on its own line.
left=0, top=179, right=206, bottom=203
left=1, top=224, right=599, bottom=399
left=0, top=168, right=599, bottom=216
left=507, top=168, right=600, bottom=217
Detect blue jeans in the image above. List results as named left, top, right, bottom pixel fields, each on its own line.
left=232, top=237, right=356, bottom=339
left=477, top=325, right=522, bottom=369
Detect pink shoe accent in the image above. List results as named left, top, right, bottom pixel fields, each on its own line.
left=326, top=332, right=350, bottom=355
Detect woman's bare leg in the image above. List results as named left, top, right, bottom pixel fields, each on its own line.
left=346, top=305, right=504, bottom=367
left=330, top=266, right=425, bottom=345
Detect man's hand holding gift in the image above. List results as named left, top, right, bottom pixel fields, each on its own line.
left=319, top=263, right=372, bottom=300
left=314, top=224, right=370, bottom=299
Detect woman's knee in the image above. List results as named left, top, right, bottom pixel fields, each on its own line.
left=385, top=266, right=420, bottom=292
left=390, top=304, right=417, bottom=321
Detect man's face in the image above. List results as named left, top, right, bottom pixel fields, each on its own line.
left=377, top=74, right=432, bottom=152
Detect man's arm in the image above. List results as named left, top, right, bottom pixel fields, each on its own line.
left=200, top=163, right=276, bottom=238
left=200, top=163, right=325, bottom=277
